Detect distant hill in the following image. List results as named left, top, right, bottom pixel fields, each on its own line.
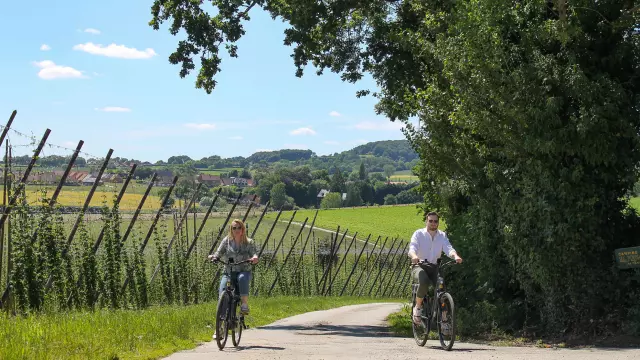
left=8, top=140, right=419, bottom=174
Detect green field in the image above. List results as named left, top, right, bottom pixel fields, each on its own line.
left=198, top=168, right=244, bottom=176
left=631, top=197, right=640, bottom=211
left=265, top=205, right=430, bottom=241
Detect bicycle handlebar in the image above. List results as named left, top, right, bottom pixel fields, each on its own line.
left=210, top=258, right=253, bottom=266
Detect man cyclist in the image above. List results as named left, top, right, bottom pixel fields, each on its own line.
left=408, top=211, right=463, bottom=324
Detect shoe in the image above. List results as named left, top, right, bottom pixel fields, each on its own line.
left=413, top=305, right=422, bottom=325
left=241, top=303, right=249, bottom=315
left=441, top=322, right=450, bottom=335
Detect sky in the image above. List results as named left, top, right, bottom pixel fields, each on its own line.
left=0, top=1, right=412, bottom=163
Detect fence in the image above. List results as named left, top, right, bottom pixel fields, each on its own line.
left=0, top=110, right=411, bottom=314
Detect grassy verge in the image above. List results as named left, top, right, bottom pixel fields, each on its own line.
left=1, top=296, right=400, bottom=360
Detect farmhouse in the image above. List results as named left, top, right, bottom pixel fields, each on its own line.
left=197, top=174, right=222, bottom=186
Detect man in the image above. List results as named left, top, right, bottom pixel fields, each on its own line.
left=408, top=211, right=463, bottom=324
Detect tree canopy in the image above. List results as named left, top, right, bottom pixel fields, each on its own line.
left=150, top=0, right=640, bottom=338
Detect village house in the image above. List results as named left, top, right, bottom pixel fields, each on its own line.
left=197, top=174, right=222, bottom=187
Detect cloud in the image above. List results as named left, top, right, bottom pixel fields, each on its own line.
left=290, top=127, right=317, bottom=136
left=33, top=60, right=84, bottom=80
left=95, top=107, right=131, bottom=112
left=40, top=44, right=51, bottom=51
left=229, top=136, right=243, bottom=140
left=63, top=141, right=77, bottom=147
left=284, top=144, right=309, bottom=150
left=84, top=28, right=101, bottom=35
left=349, top=121, right=403, bottom=131
left=73, top=42, right=157, bottom=59
left=329, top=111, right=342, bottom=117
left=184, top=123, right=216, bottom=130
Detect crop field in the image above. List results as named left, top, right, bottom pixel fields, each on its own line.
left=0, top=184, right=164, bottom=211
left=265, top=205, right=431, bottom=241
left=631, top=197, right=640, bottom=211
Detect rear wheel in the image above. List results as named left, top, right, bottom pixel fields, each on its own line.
left=231, top=301, right=243, bottom=346
left=438, top=292, right=455, bottom=351
left=411, top=285, right=428, bottom=346
left=215, top=292, right=230, bottom=350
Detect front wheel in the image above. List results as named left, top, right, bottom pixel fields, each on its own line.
left=231, top=301, right=243, bottom=346
left=215, top=292, right=230, bottom=350
left=437, top=292, right=455, bottom=351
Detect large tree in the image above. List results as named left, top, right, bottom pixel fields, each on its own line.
left=150, top=0, right=640, bottom=337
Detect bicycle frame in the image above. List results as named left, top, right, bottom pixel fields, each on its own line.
left=211, top=257, right=252, bottom=349
left=419, top=258, right=455, bottom=321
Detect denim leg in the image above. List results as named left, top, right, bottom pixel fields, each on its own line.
left=218, top=274, right=230, bottom=297
left=237, top=272, right=252, bottom=296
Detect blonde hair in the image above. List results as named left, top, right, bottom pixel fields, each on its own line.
left=228, top=219, right=248, bottom=244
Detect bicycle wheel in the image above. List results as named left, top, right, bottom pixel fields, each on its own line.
left=215, top=292, right=230, bottom=350
left=437, top=292, right=455, bottom=351
left=411, top=285, right=428, bottom=346
left=231, top=301, right=243, bottom=347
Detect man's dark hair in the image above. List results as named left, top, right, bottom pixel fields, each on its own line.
left=426, top=211, right=439, bottom=220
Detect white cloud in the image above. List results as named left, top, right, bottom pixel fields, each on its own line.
left=290, top=127, right=317, bottom=136
left=73, top=42, right=157, bottom=59
left=284, top=144, right=309, bottom=150
left=184, top=123, right=216, bottom=130
left=84, top=28, right=101, bottom=35
left=229, top=136, right=243, bottom=140
left=63, top=141, right=77, bottom=147
left=95, top=107, right=131, bottom=112
left=33, top=60, right=84, bottom=80
left=329, top=111, right=342, bottom=117
left=324, top=140, right=340, bottom=145
left=40, top=44, right=51, bottom=51
left=350, top=121, right=403, bottom=131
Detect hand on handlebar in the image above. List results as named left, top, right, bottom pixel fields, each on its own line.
left=207, top=254, right=219, bottom=263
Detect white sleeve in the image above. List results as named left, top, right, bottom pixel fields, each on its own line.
left=409, top=230, right=419, bottom=257
left=442, top=232, right=457, bottom=258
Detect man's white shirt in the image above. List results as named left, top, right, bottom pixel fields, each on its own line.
left=408, top=228, right=457, bottom=264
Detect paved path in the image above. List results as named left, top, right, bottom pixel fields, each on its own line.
left=162, top=302, right=640, bottom=360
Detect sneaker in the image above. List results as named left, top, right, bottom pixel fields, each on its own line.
left=441, top=322, right=450, bottom=336
left=241, top=303, right=249, bottom=315
left=413, top=305, right=422, bottom=325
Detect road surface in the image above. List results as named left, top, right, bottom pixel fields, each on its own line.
left=163, top=302, right=640, bottom=359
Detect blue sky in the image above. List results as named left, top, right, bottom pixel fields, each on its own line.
left=0, top=1, right=410, bottom=163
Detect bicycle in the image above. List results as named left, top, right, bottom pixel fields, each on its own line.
left=210, top=257, right=252, bottom=350
left=410, top=257, right=456, bottom=350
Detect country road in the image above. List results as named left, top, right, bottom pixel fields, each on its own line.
left=162, top=303, right=640, bottom=360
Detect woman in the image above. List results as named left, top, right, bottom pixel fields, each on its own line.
left=208, top=219, right=259, bottom=314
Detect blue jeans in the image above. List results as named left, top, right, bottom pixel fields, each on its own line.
left=218, top=271, right=252, bottom=297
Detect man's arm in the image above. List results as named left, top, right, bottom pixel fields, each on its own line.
left=442, top=233, right=463, bottom=263
left=408, top=230, right=420, bottom=264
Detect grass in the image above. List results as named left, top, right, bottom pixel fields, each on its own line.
left=199, top=168, right=244, bottom=176
left=631, top=197, right=640, bottom=211
left=0, top=296, right=401, bottom=360
left=266, top=205, right=438, bottom=241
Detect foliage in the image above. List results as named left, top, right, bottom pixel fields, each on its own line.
left=149, top=0, right=640, bottom=338
left=320, top=192, right=342, bottom=209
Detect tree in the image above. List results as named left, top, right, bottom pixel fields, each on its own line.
left=320, top=192, right=342, bottom=209
left=383, top=164, right=395, bottom=181
left=150, top=0, right=640, bottom=338
left=345, top=183, right=363, bottom=207
left=359, top=162, right=366, bottom=180
left=383, top=194, right=396, bottom=205
left=270, top=182, right=287, bottom=209
left=330, top=168, right=345, bottom=193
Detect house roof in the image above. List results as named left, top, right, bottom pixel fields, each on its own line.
left=199, top=174, right=221, bottom=181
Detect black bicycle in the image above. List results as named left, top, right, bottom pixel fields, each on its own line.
left=410, top=257, right=456, bottom=350
left=210, top=257, right=252, bottom=350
